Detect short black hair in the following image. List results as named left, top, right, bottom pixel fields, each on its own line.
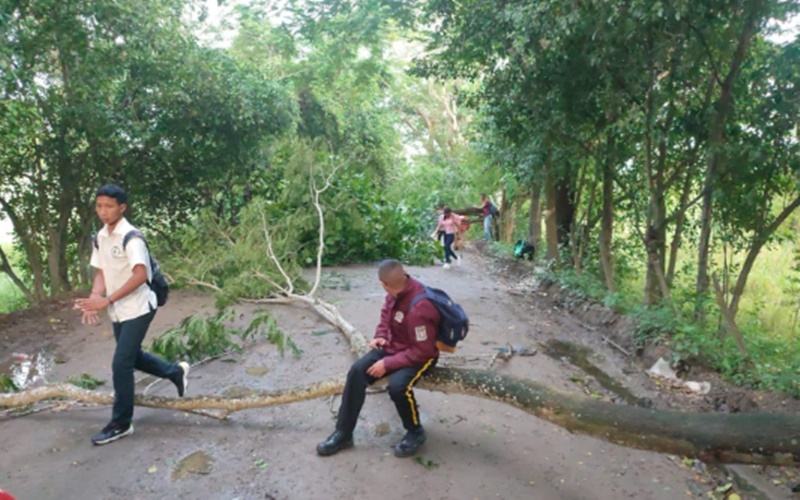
left=96, top=185, right=127, bottom=205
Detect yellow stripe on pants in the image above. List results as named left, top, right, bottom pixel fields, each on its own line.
left=406, top=358, right=435, bottom=426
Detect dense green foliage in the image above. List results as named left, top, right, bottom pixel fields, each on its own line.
left=411, top=0, right=800, bottom=394
left=2, top=0, right=800, bottom=394
left=0, top=0, right=295, bottom=303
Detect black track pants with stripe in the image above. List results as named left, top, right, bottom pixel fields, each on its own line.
left=336, top=349, right=437, bottom=434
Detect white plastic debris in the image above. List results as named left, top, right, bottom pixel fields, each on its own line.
left=647, top=357, right=711, bottom=395
left=646, top=357, right=677, bottom=379
left=683, top=381, right=711, bottom=395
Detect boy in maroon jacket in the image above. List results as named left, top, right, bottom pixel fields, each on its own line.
left=316, top=259, right=440, bottom=458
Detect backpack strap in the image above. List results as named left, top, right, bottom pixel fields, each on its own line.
left=122, top=229, right=146, bottom=250
left=121, top=229, right=153, bottom=285
left=408, top=287, right=431, bottom=313
left=94, top=230, right=146, bottom=250
left=95, top=230, right=148, bottom=257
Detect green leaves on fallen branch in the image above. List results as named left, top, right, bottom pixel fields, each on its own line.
left=65, top=373, right=106, bottom=390
left=148, top=309, right=301, bottom=364
left=0, top=374, right=18, bottom=393
left=245, top=311, right=302, bottom=358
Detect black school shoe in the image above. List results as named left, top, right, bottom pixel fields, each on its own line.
left=91, top=422, right=134, bottom=445
left=394, top=427, right=426, bottom=457
left=316, top=430, right=354, bottom=456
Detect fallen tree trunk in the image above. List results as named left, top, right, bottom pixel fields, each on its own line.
left=2, top=367, right=798, bottom=465
left=449, top=206, right=482, bottom=217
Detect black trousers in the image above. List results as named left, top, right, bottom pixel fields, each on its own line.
left=336, top=349, right=437, bottom=434
left=111, top=309, right=181, bottom=425
left=443, top=233, right=458, bottom=263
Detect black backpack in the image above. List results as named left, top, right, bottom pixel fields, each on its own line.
left=489, top=203, right=500, bottom=217
left=409, top=286, right=469, bottom=353
left=92, top=230, right=169, bottom=306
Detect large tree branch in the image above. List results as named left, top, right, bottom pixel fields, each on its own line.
left=2, top=366, right=798, bottom=466
left=306, top=163, right=340, bottom=298
left=261, top=212, right=295, bottom=295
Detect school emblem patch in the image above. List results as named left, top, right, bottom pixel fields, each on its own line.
left=394, top=311, right=404, bottom=323
left=415, top=325, right=427, bottom=341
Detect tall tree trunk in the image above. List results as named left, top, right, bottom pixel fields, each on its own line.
left=499, top=188, right=514, bottom=244
left=47, top=189, right=75, bottom=294
left=599, top=136, right=616, bottom=294
left=570, top=164, right=589, bottom=272
left=667, top=172, right=693, bottom=286
left=47, top=227, right=65, bottom=294
left=642, top=63, right=665, bottom=305
left=574, top=185, right=597, bottom=274
left=695, top=0, right=761, bottom=315
left=645, top=180, right=668, bottom=305
left=696, top=161, right=716, bottom=315
left=77, top=215, right=95, bottom=288
left=644, top=224, right=667, bottom=305
left=555, top=176, right=575, bottom=249
left=528, top=182, right=542, bottom=254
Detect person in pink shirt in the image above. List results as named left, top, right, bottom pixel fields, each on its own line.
left=433, top=207, right=462, bottom=269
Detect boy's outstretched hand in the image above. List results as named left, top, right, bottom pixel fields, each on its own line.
left=74, top=295, right=108, bottom=324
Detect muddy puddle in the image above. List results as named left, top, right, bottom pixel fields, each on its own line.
left=542, top=339, right=650, bottom=407
left=1, top=349, right=55, bottom=391
left=172, top=451, right=214, bottom=481
left=245, top=366, right=271, bottom=376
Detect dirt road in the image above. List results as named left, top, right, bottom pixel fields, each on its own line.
left=0, top=247, right=795, bottom=499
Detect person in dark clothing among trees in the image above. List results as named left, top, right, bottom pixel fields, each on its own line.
left=316, top=259, right=441, bottom=458
left=476, top=193, right=494, bottom=241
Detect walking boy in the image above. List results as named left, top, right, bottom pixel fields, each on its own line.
left=75, top=185, right=189, bottom=445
